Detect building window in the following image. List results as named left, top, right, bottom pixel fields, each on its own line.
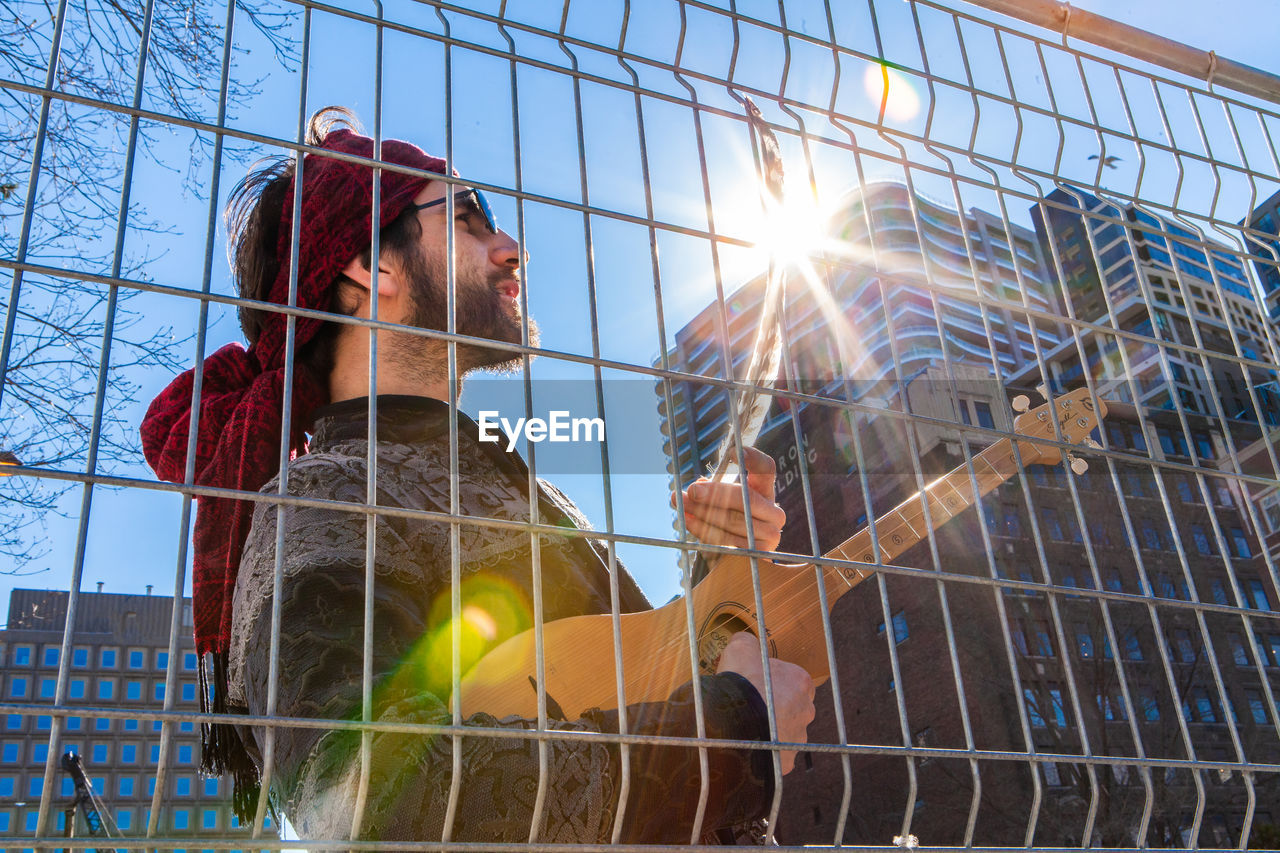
left=39, top=678, right=55, bottom=699
left=26, top=776, right=41, bottom=797
left=1230, top=528, right=1252, bottom=559
left=31, top=743, right=48, bottom=763
left=99, top=648, right=117, bottom=669
left=1075, top=625, right=1094, bottom=659
left=183, top=652, right=197, bottom=672
left=94, top=717, right=110, bottom=732
left=91, top=743, right=108, bottom=763
left=116, top=809, right=132, bottom=830
left=154, top=682, right=166, bottom=701
left=172, top=808, right=189, bottom=830
left=1123, top=631, right=1144, bottom=661
left=1032, top=621, right=1055, bottom=658
left=0, top=777, right=12, bottom=796
left=8, top=677, right=27, bottom=699
left=4, top=715, right=19, bottom=730
left=177, top=745, right=194, bottom=765
left=890, top=611, right=909, bottom=644
left=149, top=744, right=160, bottom=764
left=202, top=808, right=218, bottom=829
left=96, top=679, right=115, bottom=700
left=175, top=775, right=192, bottom=796
left=126, top=681, right=142, bottom=701
left=181, top=682, right=196, bottom=703
left=118, top=776, right=135, bottom=797
left=203, top=777, right=218, bottom=796
left=24, top=810, right=38, bottom=832
left=127, top=649, right=145, bottom=670
left=71, top=647, right=89, bottom=668
left=1229, top=634, right=1250, bottom=666
left=155, top=651, right=169, bottom=671
left=1040, top=508, right=1064, bottom=541
left=120, top=743, right=137, bottom=764
left=179, top=721, right=194, bottom=733
left=12, top=646, right=31, bottom=666
left=41, top=647, right=59, bottom=667
left=1138, top=689, right=1161, bottom=721
left=1190, top=525, right=1214, bottom=556
left=1042, top=685, right=1067, bottom=727
left=1248, top=580, right=1273, bottom=611
left=123, top=719, right=139, bottom=732
left=69, top=679, right=85, bottom=699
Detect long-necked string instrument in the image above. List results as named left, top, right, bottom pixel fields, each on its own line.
left=458, top=388, right=1107, bottom=718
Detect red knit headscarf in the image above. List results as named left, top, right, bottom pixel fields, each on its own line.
left=139, top=122, right=445, bottom=810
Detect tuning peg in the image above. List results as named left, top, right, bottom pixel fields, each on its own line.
left=1085, top=438, right=1102, bottom=450
left=1069, top=455, right=1089, bottom=475
left=1035, top=384, right=1048, bottom=401
left=1012, top=395, right=1030, bottom=413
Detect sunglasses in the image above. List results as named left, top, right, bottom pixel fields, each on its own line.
left=408, top=188, right=499, bottom=235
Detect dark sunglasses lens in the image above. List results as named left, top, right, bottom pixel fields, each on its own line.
left=472, top=189, right=499, bottom=234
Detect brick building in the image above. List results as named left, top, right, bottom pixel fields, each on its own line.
left=0, top=588, right=270, bottom=848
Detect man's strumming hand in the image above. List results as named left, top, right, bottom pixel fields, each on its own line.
left=672, top=447, right=786, bottom=559
left=715, top=631, right=815, bottom=775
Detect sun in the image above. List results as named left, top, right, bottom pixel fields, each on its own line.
left=748, top=187, right=834, bottom=271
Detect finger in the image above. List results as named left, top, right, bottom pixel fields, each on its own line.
left=742, top=447, right=777, bottom=498
left=684, top=506, right=781, bottom=551
left=682, top=514, right=750, bottom=550
left=688, top=482, right=785, bottom=528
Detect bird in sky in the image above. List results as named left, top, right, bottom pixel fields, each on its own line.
left=1088, top=154, right=1122, bottom=169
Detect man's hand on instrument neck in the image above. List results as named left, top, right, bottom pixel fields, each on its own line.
left=716, top=631, right=815, bottom=775
left=672, top=447, right=786, bottom=568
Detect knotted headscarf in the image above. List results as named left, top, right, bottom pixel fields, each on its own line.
left=139, top=123, right=446, bottom=814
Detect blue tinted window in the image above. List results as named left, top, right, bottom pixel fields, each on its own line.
left=69, top=680, right=85, bottom=699
left=128, top=650, right=144, bottom=669
left=39, top=678, right=55, bottom=699
left=118, top=776, right=134, bottom=796
left=155, top=652, right=168, bottom=670
left=181, top=683, right=196, bottom=702
left=100, top=649, right=116, bottom=668
left=183, top=653, right=197, bottom=671
left=203, top=777, right=219, bottom=796
left=176, top=776, right=192, bottom=796
left=178, top=745, right=193, bottom=764
left=42, top=648, right=59, bottom=667
left=94, top=718, right=110, bottom=732
left=71, top=648, right=88, bottom=667
left=126, top=681, right=142, bottom=701
left=91, top=743, right=108, bottom=763
left=35, top=716, right=50, bottom=731
left=31, top=744, right=47, bottom=763
left=5, top=715, right=21, bottom=730
left=173, top=809, right=189, bottom=830
left=97, top=680, right=114, bottom=700
left=0, top=777, right=12, bottom=795
left=121, top=744, right=136, bottom=763
left=154, top=683, right=165, bottom=701
left=9, top=678, right=27, bottom=698
left=123, top=719, right=139, bottom=732
left=27, top=776, right=41, bottom=797
left=13, top=647, right=31, bottom=666
left=117, top=809, right=132, bottom=830
left=149, top=744, right=160, bottom=763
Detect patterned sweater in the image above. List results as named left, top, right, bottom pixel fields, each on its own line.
left=228, top=396, right=773, bottom=846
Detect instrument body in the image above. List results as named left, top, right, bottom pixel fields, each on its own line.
left=458, top=389, right=1106, bottom=719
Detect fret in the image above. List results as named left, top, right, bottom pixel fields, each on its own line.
left=895, top=506, right=925, bottom=538
left=935, top=476, right=974, bottom=513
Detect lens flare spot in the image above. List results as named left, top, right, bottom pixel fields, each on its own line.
left=461, top=604, right=498, bottom=642
left=863, top=63, right=920, bottom=123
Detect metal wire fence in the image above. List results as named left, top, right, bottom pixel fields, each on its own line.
left=1, top=0, right=1279, bottom=849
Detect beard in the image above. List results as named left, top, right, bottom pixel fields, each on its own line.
left=394, top=243, right=539, bottom=376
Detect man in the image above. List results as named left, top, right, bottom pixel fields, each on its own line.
left=142, top=107, right=814, bottom=846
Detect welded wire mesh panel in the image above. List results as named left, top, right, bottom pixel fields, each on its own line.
left=1, top=0, right=1278, bottom=850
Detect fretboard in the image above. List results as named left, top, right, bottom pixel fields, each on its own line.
left=818, top=435, right=1026, bottom=595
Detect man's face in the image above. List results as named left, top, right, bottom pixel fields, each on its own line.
left=395, top=182, right=536, bottom=371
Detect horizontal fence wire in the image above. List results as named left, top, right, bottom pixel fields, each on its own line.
left=0, top=0, right=1278, bottom=851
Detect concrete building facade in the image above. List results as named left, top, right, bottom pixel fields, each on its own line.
left=0, top=589, right=268, bottom=848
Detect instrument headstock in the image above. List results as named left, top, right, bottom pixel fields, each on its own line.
left=1010, top=386, right=1108, bottom=470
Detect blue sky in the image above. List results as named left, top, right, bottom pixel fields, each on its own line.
left=7, top=0, right=1280, bottom=611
